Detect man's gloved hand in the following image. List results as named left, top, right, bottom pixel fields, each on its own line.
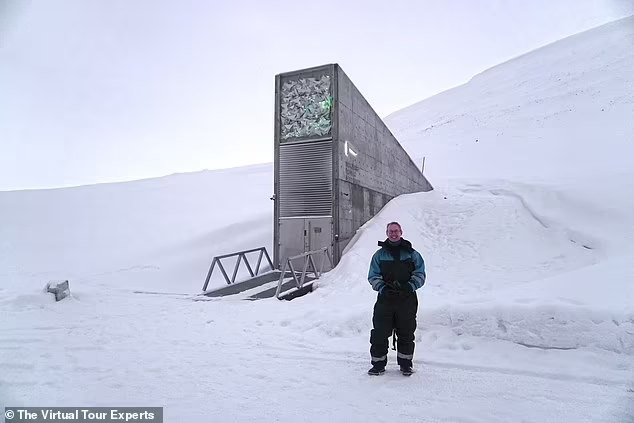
left=386, top=280, right=414, bottom=293
left=385, top=280, right=401, bottom=290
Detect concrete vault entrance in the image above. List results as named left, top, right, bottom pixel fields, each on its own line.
left=273, top=63, right=433, bottom=271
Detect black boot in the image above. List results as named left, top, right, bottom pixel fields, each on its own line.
left=400, top=365, right=413, bottom=376
left=368, top=363, right=386, bottom=376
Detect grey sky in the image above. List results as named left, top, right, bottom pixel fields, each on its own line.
left=1, top=0, right=632, bottom=190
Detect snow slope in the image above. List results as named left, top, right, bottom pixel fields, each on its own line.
left=385, top=15, right=634, bottom=182
left=2, top=16, right=634, bottom=423
left=0, top=164, right=274, bottom=294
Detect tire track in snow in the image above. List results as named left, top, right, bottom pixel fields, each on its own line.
left=253, top=344, right=630, bottom=389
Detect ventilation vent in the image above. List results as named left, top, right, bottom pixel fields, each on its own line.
left=279, top=140, right=333, bottom=217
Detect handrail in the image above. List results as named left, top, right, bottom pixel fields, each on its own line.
left=202, top=246, right=275, bottom=291
left=275, top=247, right=333, bottom=299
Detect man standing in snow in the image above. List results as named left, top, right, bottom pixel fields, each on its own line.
left=367, top=222, right=426, bottom=376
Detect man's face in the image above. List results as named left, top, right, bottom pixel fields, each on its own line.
left=386, top=224, right=402, bottom=242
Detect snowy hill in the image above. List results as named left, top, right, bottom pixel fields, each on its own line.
left=385, top=15, right=634, bottom=182
left=2, top=16, right=634, bottom=423
left=0, top=164, right=274, bottom=294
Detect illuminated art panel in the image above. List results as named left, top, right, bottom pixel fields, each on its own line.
left=280, top=75, right=332, bottom=141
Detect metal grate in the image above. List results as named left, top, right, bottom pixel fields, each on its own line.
left=279, top=139, right=333, bottom=217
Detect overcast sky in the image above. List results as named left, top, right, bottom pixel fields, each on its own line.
left=1, top=0, right=632, bottom=190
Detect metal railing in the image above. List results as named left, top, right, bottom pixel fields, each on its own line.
left=275, top=247, right=334, bottom=299
left=202, top=247, right=275, bottom=291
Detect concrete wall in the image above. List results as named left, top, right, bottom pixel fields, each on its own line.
left=333, top=65, right=433, bottom=261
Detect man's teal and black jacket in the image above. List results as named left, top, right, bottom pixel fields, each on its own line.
left=368, top=238, right=426, bottom=295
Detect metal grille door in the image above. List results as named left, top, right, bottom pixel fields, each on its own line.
left=279, top=140, right=333, bottom=217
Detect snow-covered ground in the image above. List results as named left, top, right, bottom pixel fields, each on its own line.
left=2, top=15, right=634, bottom=423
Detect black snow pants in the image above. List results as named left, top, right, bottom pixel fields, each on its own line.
left=370, top=290, right=418, bottom=368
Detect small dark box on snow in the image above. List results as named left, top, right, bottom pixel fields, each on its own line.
left=46, top=280, right=70, bottom=302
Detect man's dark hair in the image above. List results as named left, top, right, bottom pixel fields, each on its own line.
left=386, top=221, right=402, bottom=231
